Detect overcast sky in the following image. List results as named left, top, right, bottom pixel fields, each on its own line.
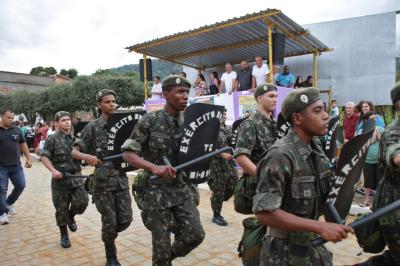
left=0, top=0, right=399, bottom=75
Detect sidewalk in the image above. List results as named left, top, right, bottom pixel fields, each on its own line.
left=0, top=159, right=374, bottom=265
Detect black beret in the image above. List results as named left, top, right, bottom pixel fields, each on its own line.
left=54, top=111, right=71, bottom=121
left=390, top=82, right=400, bottom=104
left=96, top=89, right=116, bottom=102
left=254, top=83, right=277, bottom=99
left=281, top=87, right=320, bottom=120
left=162, top=75, right=191, bottom=91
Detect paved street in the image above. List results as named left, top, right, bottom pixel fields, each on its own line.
left=0, top=157, right=375, bottom=266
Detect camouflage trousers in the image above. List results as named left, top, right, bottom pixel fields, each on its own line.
left=259, top=237, right=332, bottom=266
left=373, top=180, right=400, bottom=263
left=51, top=186, right=88, bottom=227
left=142, top=198, right=205, bottom=266
left=92, top=189, right=132, bottom=242
left=207, top=171, right=238, bottom=214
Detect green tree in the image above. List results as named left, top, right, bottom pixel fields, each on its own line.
left=60, top=68, right=79, bottom=79
left=30, top=66, right=57, bottom=76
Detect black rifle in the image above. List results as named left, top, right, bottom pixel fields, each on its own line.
left=312, top=199, right=400, bottom=247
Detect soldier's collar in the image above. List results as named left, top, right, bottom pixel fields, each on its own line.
left=287, top=129, right=312, bottom=161
left=255, top=109, right=274, bottom=123
left=98, top=116, right=108, bottom=128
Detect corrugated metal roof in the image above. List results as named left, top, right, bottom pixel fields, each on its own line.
left=126, top=9, right=331, bottom=69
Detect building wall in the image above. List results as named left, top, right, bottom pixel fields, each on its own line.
left=0, top=71, right=54, bottom=94
left=184, top=12, right=397, bottom=105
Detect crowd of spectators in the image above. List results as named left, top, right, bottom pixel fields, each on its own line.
left=149, top=56, right=315, bottom=99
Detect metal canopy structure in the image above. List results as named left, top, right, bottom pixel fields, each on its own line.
left=126, top=9, right=331, bottom=69
left=126, top=9, right=332, bottom=99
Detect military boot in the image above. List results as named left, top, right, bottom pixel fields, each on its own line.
left=104, top=241, right=121, bottom=266
left=59, top=225, right=71, bottom=248
left=68, top=212, right=77, bottom=232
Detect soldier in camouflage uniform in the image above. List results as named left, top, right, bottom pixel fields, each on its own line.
left=253, top=88, right=353, bottom=266
left=355, top=83, right=400, bottom=266
left=72, top=90, right=132, bottom=266
left=234, top=84, right=278, bottom=213
left=122, top=75, right=205, bottom=266
left=41, top=111, right=88, bottom=248
left=208, top=108, right=238, bottom=226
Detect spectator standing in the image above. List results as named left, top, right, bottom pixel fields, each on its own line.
left=276, top=65, right=295, bottom=88
left=0, top=110, right=32, bottom=225
left=47, top=121, right=56, bottom=136
left=302, top=75, right=314, bottom=87
left=356, top=112, right=383, bottom=207
left=294, top=76, right=303, bottom=88
left=194, top=74, right=208, bottom=96
left=220, top=63, right=237, bottom=94
left=343, top=102, right=359, bottom=143
left=25, top=123, right=35, bottom=150
left=235, top=60, right=252, bottom=91
left=209, top=72, right=220, bottom=95
left=252, top=56, right=270, bottom=89
left=151, top=76, right=163, bottom=99
left=330, top=100, right=340, bottom=118
left=355, top=101, right=385, bottom=132
left=272, top=65, right=280, bottom=85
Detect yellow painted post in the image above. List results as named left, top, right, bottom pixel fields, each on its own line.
left=143, top=54, right=148, bottom=100
left=267, top=23, right=273, bottom=83
left=313, top=52, right=318, bottom=88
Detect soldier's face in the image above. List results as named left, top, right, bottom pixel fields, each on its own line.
left=221, top=111, right=227, bottom=124
left=56, top=116, right=71, bottom=132
left=297, top=100, right=329, bottom=136
left=164, top=86, right=189, bottom=111
left=98, top=95, right=116, bottom=115
left=258, top=91, right=277, bottom=113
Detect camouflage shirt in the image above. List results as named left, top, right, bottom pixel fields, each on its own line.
left=253, top=129, right=333, bottom=219
left=379, top=117, right=400, bottom=188
left=234, top=109, right=277, bottom=165
left=41, top=131, right=84, bottom=189
left=74, top=116, right=129, bottom=193
left=121, top=109, right=191, bottom=210
left=210, top=124, right=237, bottom=175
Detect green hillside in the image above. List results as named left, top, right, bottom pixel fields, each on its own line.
left=111, top=59, right=183, bottom=79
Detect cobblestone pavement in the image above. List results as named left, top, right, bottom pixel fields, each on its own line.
left=0, top=158, right=375, bottom=266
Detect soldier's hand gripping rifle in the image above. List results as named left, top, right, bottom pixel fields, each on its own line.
left=149, top=146, right=232, bottom=180
left=312, top=199, right=400, bottom=247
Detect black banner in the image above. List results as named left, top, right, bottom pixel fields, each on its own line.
left=107, top=110, right=146, bottom=171
left=323, top=116, right=340, bottom=162
left=276, top=113, right=290, bottom=139
left=73, top=121, right=88, bottom=141
left=325, top=118, right=376, bottom=222
left=179, top=103, right=224, bottom=184
left=231, top=117, right=247, bottom=148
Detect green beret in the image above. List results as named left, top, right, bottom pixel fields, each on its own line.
left=96, top=89, right=116, bottom=102
left=281, top=87, right=320, bottom=120
left=162, top=75, right=191, bottom=91
left=390, top=82, right=400, bottom=104
left=54, top=111, right=71, bottom=121
left=254, top=83, right=277, bottom=99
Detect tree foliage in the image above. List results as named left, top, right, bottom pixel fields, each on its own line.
left=60, top=68, right=79, bottom=79
left=30, top=66, right=57, bottom=76
left=0, top=75, right=145, bottom=120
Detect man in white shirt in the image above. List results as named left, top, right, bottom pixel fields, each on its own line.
left=252, top=56, right=270, bottom=90
left=220, top=63, right=237, bottom=94
left=150, top=76, right=163, bottom=99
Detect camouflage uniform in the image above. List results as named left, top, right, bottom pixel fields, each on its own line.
left=121, top=109, right=205, bottom=266
left=75, top=116, right=132, bottom=242
left=41, top=131, right=88, bottom=227
left=208, top=124, right=238, bottom=214
left=234, top=109, right=277, bottom=206
left=253, top=129, right=334, bottom=266
left=373, top=116, right=400, bottom=264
